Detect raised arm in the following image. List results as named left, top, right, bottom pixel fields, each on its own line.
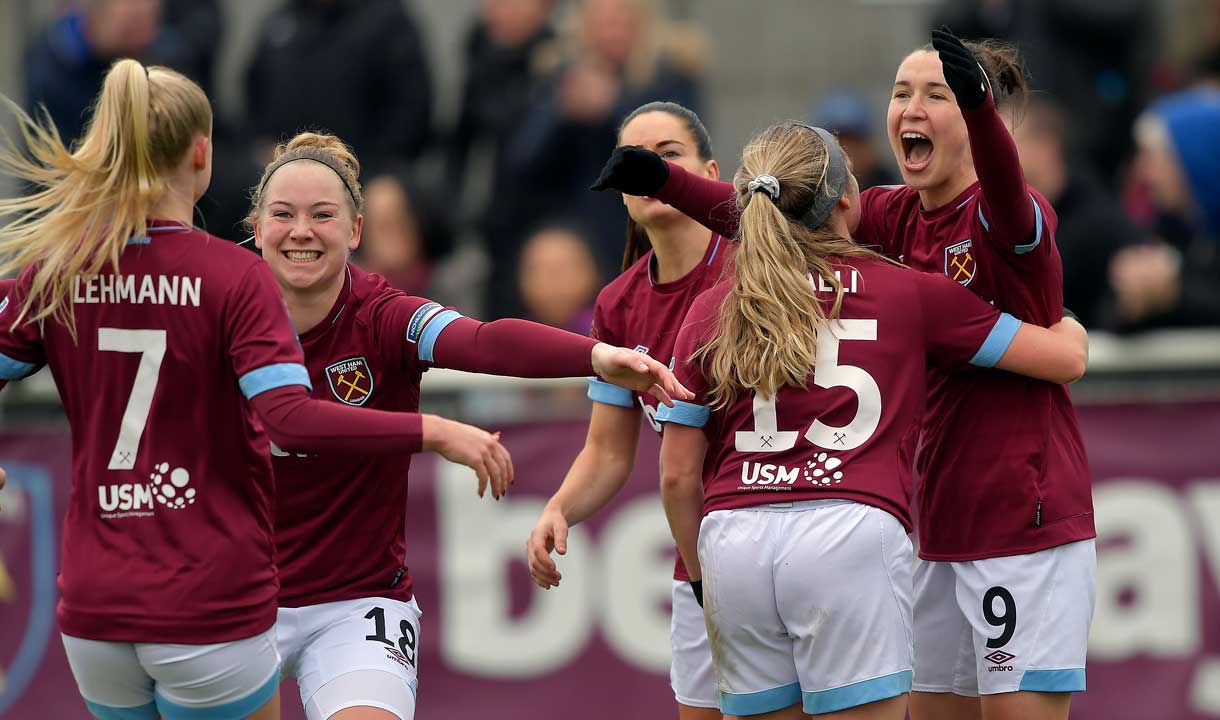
left=526, top=402, right=642, bottom=588
left=591, top=146, right=740, bottom=238
left=934, top=28, right=1040, bottom=252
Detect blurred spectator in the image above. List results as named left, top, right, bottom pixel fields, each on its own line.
left=1106, top=86, right=1220, bottom=330
left=487, top=0, right=708, bottom=316
left=357, top=170, right=456, bottom=299
left=810, top=91, right=899, bottom=190
left=25, top=0, right=221, bottom=145
left=1010, top=98, right=1142, bottom=326
left=517, top=223, right=600, bottom=333
left=933, top=0, right=1160, bottom=185
left=446, top=0, right=556, bottom=204
left=244, top=0, right=433, bottom=173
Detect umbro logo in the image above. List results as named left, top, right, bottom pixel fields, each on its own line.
left=984, top=650, right=1015, bottom=672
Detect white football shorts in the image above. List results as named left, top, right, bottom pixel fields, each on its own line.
left=278, top=596, right=422, bottom=720
left=670, top=579, right=718, bottom=708
left=911, top=538, right=1096, bottom=696
left=699, top=499, right=914, bottom=716
left=61, top=628, right=280, bottom=720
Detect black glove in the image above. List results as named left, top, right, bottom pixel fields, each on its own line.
left=689, top=579, right=704, bottom=608
left=931, top=27, right=990, bottom=110
left=590, top=145, right=670, bottom=196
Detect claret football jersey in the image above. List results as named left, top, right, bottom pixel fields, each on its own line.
left=660, top=258, right=1018, bottom=527
left=0, top=221, right=310, bottom=643
left=586, top=232, right=729, bottom=581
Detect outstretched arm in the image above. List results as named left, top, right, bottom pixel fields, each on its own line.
left=591, top=146, right=739, bottom=238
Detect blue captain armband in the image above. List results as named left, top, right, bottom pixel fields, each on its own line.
left=239, top=362, right=312, bottom=399
left=970, top=312, right=1021, bottom=368
left=656, top=400, right=710, bottom=428
left=0, top=351, right=40, bottom=380
left=587, top=377, right=635, bottom=408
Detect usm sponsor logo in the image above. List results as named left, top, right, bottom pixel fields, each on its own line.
left=740, top=461, right=800, bottom=486
left=97, top=483, right=156, bottom=517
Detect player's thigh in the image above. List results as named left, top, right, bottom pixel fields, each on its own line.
left=292, top=596, right=422, bottom=720
left=911, top=558, right=979, bottom=699
left=671, top=579, right=719, bottom=713
left=954, top=540, right=1094, bottom=698
left=61, top=634, right=157, bottom=719
left=698, top=508, right=799, bottom=717
left=135, top=627, right=281, bottom=720
left=980, top=690, right=1071, bottom=720
left=773, top=502, right=913, bottom=716
left=909, top=691, right=980, bottom=720
left=725, top=703, right=807, bottom=720
left=817, top=694, right=907, bottom=720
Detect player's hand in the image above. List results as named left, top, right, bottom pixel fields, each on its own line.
left=526, top=506, right=569, bottom=589
left=590, top=145, right=670, bottom=196
left=422, top=415, right=514, bottom=499
left=591, top=343, right=693, bottom=408
left=932, top=27, right=990, bottom=110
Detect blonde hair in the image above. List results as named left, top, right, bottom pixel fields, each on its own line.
left=246, top=132, right=364, bottom=231
left=694, top=123, right=893, bottom=408
left=0, top=60, right=211, bottom=334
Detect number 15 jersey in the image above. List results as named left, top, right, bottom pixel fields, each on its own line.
left=0, top=221, right=310, bottom=644
left=660, top=259, right=1019, bottom=527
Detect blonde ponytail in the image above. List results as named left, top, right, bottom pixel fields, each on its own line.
left=694, top=123, right=893, bottom=408
left=0, top=61, right=211, bottom=335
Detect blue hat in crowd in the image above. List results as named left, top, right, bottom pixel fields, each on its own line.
left=810, top=91, right=873, bottom=138
left=1154, top=87, right=1220, bottom=240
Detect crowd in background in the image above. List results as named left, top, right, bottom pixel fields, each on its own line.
left=18, top=0, right=1220, bottom=332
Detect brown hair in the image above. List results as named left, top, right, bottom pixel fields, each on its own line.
left=693, top=123, right=894, bottom=408
left=616, top=101, right=714, bottom=271
left=922, top=37, right=1030, bottom=113
left=0, top=61, right=211, bottom=335
left=246, top=131, right=364, bottom=231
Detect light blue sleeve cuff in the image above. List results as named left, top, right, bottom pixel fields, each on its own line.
left=587, top=377, right=635, bottom=408
left=656, top=400, right=710, bottom=428
left=970, top=312, right=1021, bottom=367
left=0, top=351, right=39, bottom=380
left=238, top=362, right=312, bottom=399
left=417, top=309, right=464, bottom=363
left=1015, top=194, right=1044, bottom=254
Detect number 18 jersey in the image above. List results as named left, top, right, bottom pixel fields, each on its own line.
left=661, top=259, right=1018, bottom=527
left=0, top=221, right=310, bottom=643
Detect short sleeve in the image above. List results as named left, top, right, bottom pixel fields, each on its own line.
left=0, top=274, right=47, bottom=380
left=655, top=288, right=721, bottom=429
left=915, top=271, right=1019, bottom=369
left=225, top=263, right=311, bottom=399
left=855, top=186, right=902, bottom=258
left=586, top=287, right=635, bottom=408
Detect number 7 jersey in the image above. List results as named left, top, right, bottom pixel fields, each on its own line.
left=0, top=221, right=309, bottom=644
left=661, top=258, right=1020, bottom=527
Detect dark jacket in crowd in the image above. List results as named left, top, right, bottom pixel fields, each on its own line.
left=244, top=0, right=433, bottom=170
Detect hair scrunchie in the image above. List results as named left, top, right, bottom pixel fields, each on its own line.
left=746, top=174, right=781, bottom=201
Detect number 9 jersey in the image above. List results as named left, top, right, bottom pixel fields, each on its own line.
left=661, top=258, right=1021, bottom=527
left=0, top=222, right=309, bottom=644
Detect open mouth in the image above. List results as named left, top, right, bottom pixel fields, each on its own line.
left=284, top=250, right=322, bottom=264
left=900, top=131, right=934, bottom=172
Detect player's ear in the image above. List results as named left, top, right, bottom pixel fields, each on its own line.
left=252, top=219, right=265, bottom=251
left=704, top=158, right=720, bottom=181
left=349, top=214, right=363, bottom=253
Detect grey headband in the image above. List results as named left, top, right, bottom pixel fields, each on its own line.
left=258, top=153, right=359, bottom=208
left=793, top=125, right=847, bottom=230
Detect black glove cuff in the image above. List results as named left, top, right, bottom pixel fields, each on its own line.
left=689, top=579, right=704, bottom=608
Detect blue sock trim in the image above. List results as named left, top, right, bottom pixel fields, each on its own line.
left=84, top=700, right=159, bottom=720
left=1018, top=668, right=1085, bottom=692
left=719, top=682, right=802, bottom=716
left=154, top=671, right=279, bottom=720
left=802, top=669, right=912, bottom=715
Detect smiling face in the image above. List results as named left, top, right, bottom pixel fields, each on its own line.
left=254, top=160, right=362, bottom=295
left=618, top=110, right=718, bottom=228
left=887, top=50, right=976, bottom=205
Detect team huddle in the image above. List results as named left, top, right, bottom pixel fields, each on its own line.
left=0, top=25, right=1094, bottom=720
